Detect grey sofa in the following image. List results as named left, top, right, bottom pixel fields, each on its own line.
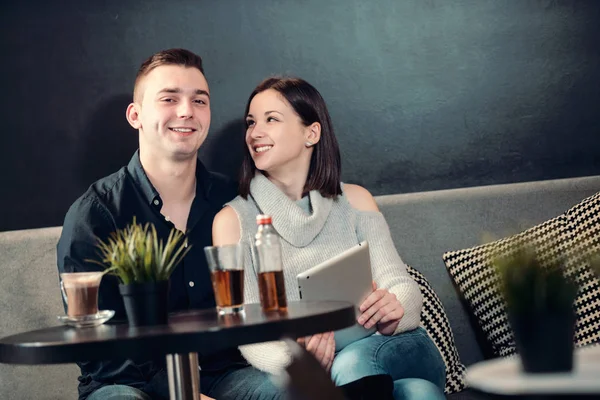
left=2, top=175, right=599, bottom=399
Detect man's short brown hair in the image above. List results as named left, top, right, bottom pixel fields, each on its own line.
left=133, top=48, right=205, bottom=102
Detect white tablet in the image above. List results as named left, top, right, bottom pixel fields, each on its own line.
left=297, top=241, right=376, bottom=351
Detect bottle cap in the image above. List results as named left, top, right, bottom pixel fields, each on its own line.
left=256, top=214, right=272, bottom=225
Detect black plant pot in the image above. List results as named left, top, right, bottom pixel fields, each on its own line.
left=509, top=309, right=576, bottom=373
left=119, top=281, right=169, bottom=327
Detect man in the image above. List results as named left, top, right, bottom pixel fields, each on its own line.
left=57, top=49, right=283, bottom=400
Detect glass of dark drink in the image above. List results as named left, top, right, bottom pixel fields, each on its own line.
left=60, top=272, right=104, bottom=317
left=204, top=244, right=245, bottom=314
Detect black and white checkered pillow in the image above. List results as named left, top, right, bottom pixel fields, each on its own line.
left=406, top=265, right=466, bottom=394
left=442, top=215, right=571, bottom=357
left=442, top=192, right=600, bottom=358
left=563, top=192, right=600, bottom=348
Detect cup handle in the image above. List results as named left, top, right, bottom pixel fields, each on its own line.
left=60, top=280, right=68, bottom=305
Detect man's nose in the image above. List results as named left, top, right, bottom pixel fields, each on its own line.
left=177, top=101, right=193, bottom=118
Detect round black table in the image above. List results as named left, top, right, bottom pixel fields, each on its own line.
left=0, top=301, right=355, bottom=400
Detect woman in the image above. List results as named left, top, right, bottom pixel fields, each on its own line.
left=212, top=77, right=446, bottom=399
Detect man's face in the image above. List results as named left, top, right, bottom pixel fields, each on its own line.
left=130, top=65, right=211, bottom=161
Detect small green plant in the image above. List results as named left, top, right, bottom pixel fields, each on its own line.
left=89, top=218, right=191, bottom=285
left=494, top=245, right=577, bottom=314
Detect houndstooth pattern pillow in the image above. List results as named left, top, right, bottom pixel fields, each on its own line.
left=442, top=216, right=571, bottom=357
left=442, top=192, right=600, bottom=358
left=406, top=265, right=466, bottom=394
left=563, top=192, right=600, bottom=348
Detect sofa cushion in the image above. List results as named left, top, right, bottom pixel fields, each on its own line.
left=406, top=265, right=466, bottom=394
left=0, top=227, right=79, bottom=399
left=563, top=192, right=600, bottom=347
left=442, top=193, right=600, bottom=358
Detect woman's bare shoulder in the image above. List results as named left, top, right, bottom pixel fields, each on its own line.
left=343, top=184, right=380, bottom=212
left=212, top=205, right=241, bottom=245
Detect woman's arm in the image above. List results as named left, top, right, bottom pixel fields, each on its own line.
left=344, top=184, right=423, bottom=335
left=212, top=206, right=241, bottom=245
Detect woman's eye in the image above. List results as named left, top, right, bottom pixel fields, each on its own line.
left=246, top=120, right=255, bottom=127
left=267, top=116, right=278, bottom=122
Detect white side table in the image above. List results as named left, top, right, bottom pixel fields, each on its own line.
left=466, top=345, right=600, bottom=397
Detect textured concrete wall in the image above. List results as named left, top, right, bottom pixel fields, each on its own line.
left=1, top=0, right=599, bottom=231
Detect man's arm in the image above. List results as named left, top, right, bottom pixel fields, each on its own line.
left=57, top=195, right=167, bottom=399
left=57, top=195, right=123, bottom=316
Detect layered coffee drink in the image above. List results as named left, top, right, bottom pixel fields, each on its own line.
left=60, top=272, right=103, bottom=317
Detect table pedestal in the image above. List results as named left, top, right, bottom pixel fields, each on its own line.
left=167, top=352, right=200, bottom=400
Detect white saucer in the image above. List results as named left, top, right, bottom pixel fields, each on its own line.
left=57, top=310, right=115, bottom=328
left=466, top=345, right=600, bottom=395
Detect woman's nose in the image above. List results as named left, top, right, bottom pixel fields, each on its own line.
left=249, top=123, right=265, bottom=139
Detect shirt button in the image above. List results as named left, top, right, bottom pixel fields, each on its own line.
left=153, top=199, right=159, bottom=206
left=189, top=281, right=195, bottom=287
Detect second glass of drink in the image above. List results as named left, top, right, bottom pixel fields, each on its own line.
left=204, top=244, right=245, bottom=314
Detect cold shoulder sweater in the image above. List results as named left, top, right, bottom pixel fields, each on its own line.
left=227, top=173, right=422, bottom=374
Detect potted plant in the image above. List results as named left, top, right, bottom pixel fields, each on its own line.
left=494, top=244, right=578, bottom=373
left=91, top=218, right=191, bottom=327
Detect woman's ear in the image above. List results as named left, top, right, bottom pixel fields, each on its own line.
left=305, top=122, right=321, bottom=147
left=126, top=103, right=142, bottom=130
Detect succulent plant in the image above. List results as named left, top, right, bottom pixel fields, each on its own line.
left=494, top=245, right=577, bottom=315
left=90, top=218, right=191, bottom=285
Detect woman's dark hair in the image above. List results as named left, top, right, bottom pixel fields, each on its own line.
left=239, top=77, right=342, bottom=199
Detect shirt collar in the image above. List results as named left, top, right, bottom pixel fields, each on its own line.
left=126, top=149, right=212, bottom=208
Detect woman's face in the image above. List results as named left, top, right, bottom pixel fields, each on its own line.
left=245, top=89, right=311, bottom=174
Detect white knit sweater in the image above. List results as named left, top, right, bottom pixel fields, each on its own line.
left=227, top=173, right=423, bottom=375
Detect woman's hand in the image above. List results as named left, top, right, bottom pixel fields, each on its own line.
left=200, top=394, right=215, bottom=400
left=297, top=332, right=335, bottom=371
left=358, top=282, right=404, bottom=336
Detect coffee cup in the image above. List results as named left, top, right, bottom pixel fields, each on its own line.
left=60, top=272, right=104, bottom=317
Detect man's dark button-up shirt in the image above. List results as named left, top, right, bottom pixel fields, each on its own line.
left=57, top=151, right=242, bottom=399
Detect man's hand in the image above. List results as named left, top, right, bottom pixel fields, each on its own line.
left=201, top=394, right=215, bottom=400
left=297, top=332, right=335, bottom=371
left=358, top=282, right=404, bottom=336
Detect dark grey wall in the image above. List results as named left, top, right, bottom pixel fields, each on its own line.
left=1, top=0, right=599, bottom=231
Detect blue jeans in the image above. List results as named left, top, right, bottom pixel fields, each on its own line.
left=87, top=385, right=152, bottom=400
left=87, top=365, right=283, bottom=400
left=204, top=364, right=284, bottom=399
left=330, top=327, right=446, bottom=400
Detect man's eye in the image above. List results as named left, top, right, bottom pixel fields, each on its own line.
left=194, top=99, right=206, bottom=105
left=161, top=98, right=175, bottom=103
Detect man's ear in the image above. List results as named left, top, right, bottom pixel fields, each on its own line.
left=126, top=103, right=142, bottom=130
left=306, top=122, right=321, bottom=145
